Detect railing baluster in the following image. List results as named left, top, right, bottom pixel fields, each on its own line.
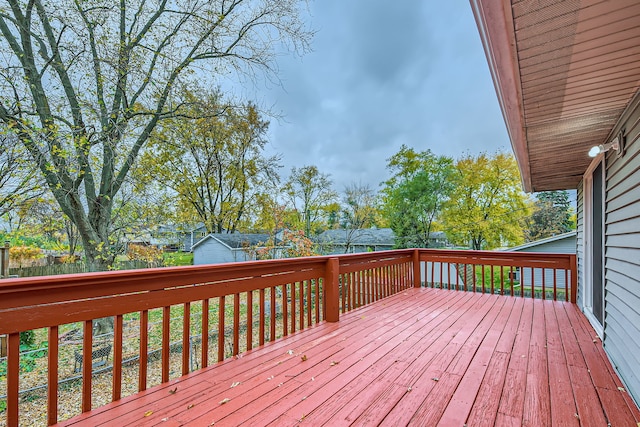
left=270, top=286, right=276, bottom=341
left=315, top=278, right=321, bottom=322
left=259, top=289, right=265, bottom=346
left=500, top=266, right=504, bottom=295
left=202, top=299, right=209, bottom=368
left=82, top=319, right=92, bottom=412
left=233, top=294, right=240, bottom=355
left=7, top=332, right=19, bottom=427
left=299, top=282, right=304, bottom=331
left=291, top=283, right=296, bottom=334
left=306, top=280, right=312, bottom=326
left=282, top=284, right=288, bottom=337
left=113, top=315, right=123, bottom=401
left=47, top=325, right=59, bottom=425
left=246, top=292, right=253, bottom=351
left=542, top=269, right=547, bottom=300
left=490, top=265, right=495, bottom=294
left=553, top=270, right=557, bottom=302
left=162, top=306, right=170, bottom=383
left=218, top=296, right=225, bottom=362
left=182, top=302, right=190, bottom=375
left=531, top=268, right=535, bottom=299
left=139, top=310, right=148, bottom=392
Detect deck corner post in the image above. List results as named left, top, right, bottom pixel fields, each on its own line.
left=570, top=254, right=577, bottom=304
left=413, top=249, right=421, bottom=288
left=325, top=257, right=340, bottom=322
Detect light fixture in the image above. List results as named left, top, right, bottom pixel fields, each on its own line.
left=588, top=137, right=620, bottom=158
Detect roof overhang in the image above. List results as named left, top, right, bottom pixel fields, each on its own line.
left=470, top=0, right=640, bottom=192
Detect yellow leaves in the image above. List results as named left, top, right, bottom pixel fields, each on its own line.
left=187, top=403, right=196, bottom=409
left=230, top=382, right=241, bottom=388
left=618, top=387, right=626, bottom=393
left=144, top=410, right=153, bottom=417
left=218, top=398, right=230, bottom=405
left=301, top=355, right=307, bottom=361
left=330, top=360, right=339, bottom=366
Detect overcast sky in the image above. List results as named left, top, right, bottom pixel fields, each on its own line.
left=232, top=1, right=510, bottom=193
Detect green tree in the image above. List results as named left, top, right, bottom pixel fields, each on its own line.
left=0, top=0, right=311, bottom=270
left=381, top=146, right=455, bottom=248
left=140, top=88, right=280, bottom=234
left=339, top=183, right=380, bottom=253
left=284, top=166, right=338, bottom=237
left=442, top=152, right=530, bottom=250
left=524, top=190, right=574, bottom=241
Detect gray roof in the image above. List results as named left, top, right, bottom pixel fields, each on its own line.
left=504, top=231, right=577, bottom=252
left=193, top=233, right=277, bottom=250
left=316, top=228, right=396, bottom=246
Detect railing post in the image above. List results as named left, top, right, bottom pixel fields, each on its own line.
left=413, top=249, right=421, bottom=288
left=325, top=257, right=340, bottom=322
left=569, top=254, right=577, bottom=304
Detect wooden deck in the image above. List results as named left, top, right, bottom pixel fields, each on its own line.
left=57, top=288, right=640, bottom=426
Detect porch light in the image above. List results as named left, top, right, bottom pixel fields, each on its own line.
left=588, top=137, right=620, bottom=157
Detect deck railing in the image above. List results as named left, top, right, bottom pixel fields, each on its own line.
left=0, top=249, right=575, bottom=426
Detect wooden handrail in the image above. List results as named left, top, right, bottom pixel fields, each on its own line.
left=0, top=248, right=576, bottom=426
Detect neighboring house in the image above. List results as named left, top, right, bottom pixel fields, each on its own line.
left=316, top=228, right=449, bottom=255
left=473, top=1, right=640, bottom=405
left=504, top=232, right=577, bottom=289
left=316, top=228, right=395, bottom=255
left=192, top=233, right=282, bottom=265
left=183, top=224, right=207, bottom=252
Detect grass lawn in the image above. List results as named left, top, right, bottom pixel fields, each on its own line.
left=163, top=251, right=193, bottom=266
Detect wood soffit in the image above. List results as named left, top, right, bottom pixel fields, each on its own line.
left=471, top=0, right=640, bottom=192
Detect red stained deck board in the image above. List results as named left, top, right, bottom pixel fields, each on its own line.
left=378, top=294, right=504, bottom=426
left=52, top=288, right=640, bottom=427
left=545, top=301, right=579, bottom=427
left=191, top=289, right=452, bottom=425
left=219, top=290, right=464, bottom=425
left=496, top=295, right=535, bottom=422
left=166, top=290, right=431, bottom=425
left=437, top=297, right=516, bottom=425
left=275, top=291, right=474, bottom=426
left=523, top=299, right=551, bottom=427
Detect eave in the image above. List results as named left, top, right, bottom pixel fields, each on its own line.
left=471, top=0, right=640, bottom=192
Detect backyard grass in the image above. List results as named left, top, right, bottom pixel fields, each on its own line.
left=163, top=251, right=193, bottom=266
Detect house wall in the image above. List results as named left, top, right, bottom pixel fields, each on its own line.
left=576, top=184, right=585, bottom=308
left=193, top=239, right=248, bottom=265
left=600, top=91, right=640, bottom=405
left=514, top=236, right=575, bottom=290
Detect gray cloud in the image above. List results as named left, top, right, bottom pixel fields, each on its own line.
left=237, top=1, right=509, bottom=193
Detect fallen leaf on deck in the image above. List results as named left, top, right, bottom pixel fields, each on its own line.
left=618, top=387, right=626, bottom=393
left=161, top=417, right=169, bottom=422
left=301, top=355, right=307, bottom=361
left=144, top=410, right=153, bottom=417
left=267, top=375, right=274, bottom=380
left=219, top=398, right=230, bottom=405
left=301, top=396, right=307, bottom=400
left=169, top=387, right=177, bottom=394
left=311, top=377, right=315, bottom=381
left=230, top=382, right=241, bottom=388
left=407, top=386, right=412, bottom=391
left=330, top=360, right=339, bottom=366
left=287, top=349, right=294, bottom=355
left=431, top=377, right=439, bottom=382
left=188, top=403, right=196, bottom=409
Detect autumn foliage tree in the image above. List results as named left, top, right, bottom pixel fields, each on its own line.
left=284, top=166, right=338, bottom=237
left=139, top=88, right=280, bottom=234
left=0, top=0, right=311, bottom=270
left=523, top=190, right=574, bottom=241
left=442, top=152, right=530, bottom=250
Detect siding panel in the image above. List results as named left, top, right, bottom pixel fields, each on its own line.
left=576, top=182, right=585, bottom=308
left=602, top=91, right=640, bottom=406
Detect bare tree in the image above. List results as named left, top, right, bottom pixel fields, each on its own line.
left=340, top=183, right=378, bottom=253
left=284, top=165, right=337, bottom=237
left=0, top=132, right=43, bottom=218
left=0, top=0, right=311, bottom=270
